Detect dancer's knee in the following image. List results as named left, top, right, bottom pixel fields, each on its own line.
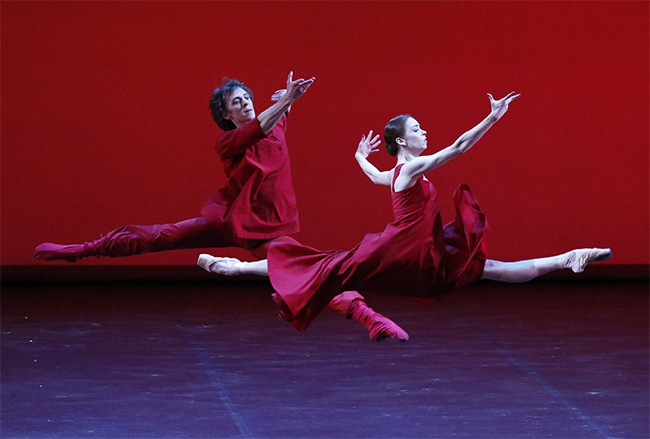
left=481, top=259, right=535, bottom=283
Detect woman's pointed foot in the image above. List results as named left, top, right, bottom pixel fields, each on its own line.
left=565, top=248, right=612, bottom=273
left=197, top=254, right=244, bottom=276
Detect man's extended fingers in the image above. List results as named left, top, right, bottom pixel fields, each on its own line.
left=507, top=93, right=521, bottom=102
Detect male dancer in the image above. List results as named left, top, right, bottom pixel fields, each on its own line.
left=35, top=72, right=407, bottom=341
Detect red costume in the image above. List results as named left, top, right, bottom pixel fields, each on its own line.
left=35, top=114, right=414, bottom=340
left=201, top=114, right=299, bottom=240
left=268, top=164, right=489, bottom=332
left=35, top=115, right=298, bottom=261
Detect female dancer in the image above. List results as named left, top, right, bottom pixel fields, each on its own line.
left=197, top=92, right=612, bottom=339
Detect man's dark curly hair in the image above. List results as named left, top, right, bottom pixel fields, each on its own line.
left=209, top=78, right=254, bottom=131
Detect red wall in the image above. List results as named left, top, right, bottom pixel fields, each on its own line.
left=2, top=1, right=648, bottom=266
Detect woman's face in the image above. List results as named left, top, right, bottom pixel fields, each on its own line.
left=400, top=117, right=428, bottom=155
left=224, top=87, right=255, bottom=127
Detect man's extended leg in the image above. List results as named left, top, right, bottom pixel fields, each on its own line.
left=35, top=217, right=246, bottom=262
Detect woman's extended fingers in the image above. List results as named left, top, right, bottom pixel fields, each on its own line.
left=367, top=130, right=380, bottom=141
left=367, top=129, right=381, bottom=144
left=362, top=130, right=381, bottom=153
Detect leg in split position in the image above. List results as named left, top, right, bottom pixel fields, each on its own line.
left=197, top=254, right=409, bottom=341
left=35, top=218, right=249, bottom=263
left=481, top=248, right=612, bottom=283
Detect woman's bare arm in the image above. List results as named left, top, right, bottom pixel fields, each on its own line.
left=355, top=130, right=392, bottom=186
left=397, top=92, right=519, bottom=190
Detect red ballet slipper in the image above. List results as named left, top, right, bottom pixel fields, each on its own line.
left=34, top=243, right=87, bottom=263
left=349, top=299, right=409, bottom=341
left=34, top=238, right=105, bottom=263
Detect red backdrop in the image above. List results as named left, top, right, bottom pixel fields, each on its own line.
left=2, top=1, right=648, bottom=266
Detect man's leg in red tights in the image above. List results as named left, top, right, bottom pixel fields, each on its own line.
left=197, top=241, right=409, bottom=340
left=208, top=239, right=410, bottom=341
left=328, top=291, right=409, bottom=341
left=35, top=217, right=248, bottom=262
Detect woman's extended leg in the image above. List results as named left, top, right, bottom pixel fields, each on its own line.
left=196, top=254, right=409, bottom=341
left=481, top=248, right=612, bottom=283
left=197, top=256, right=269, bottom=276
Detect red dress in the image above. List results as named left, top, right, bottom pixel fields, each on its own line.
left=268, top=164, right=489, bottom=331
left=201, top=114, right=299, bottom=240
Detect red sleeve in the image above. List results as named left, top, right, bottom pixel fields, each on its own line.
left=215, top=117, right=266, bottom=159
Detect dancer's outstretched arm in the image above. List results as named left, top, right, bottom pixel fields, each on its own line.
left=355, top=130, right=392, bottom=186
left=257, top=71, right=315, bottom=134
left=400, top=92, right=520, bottom=182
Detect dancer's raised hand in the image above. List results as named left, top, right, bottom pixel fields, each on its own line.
left=488, top=91, right=520, bottom=120
left=356, top=130, right=381, bottom=159
left=284, top=71, right=315, bottom=103
left=258, top=72, right=314, bottom=132
left=271, top=89, right=286, bottom=102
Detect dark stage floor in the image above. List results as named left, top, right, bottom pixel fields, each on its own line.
left=1, top=278, right=648, bottom=439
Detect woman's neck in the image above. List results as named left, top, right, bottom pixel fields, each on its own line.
left=396, top=148, right=417, bottom=164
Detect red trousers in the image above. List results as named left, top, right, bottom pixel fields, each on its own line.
left=76, top=218, right=366, bottom=316
left=88, top=217, right=273, bottom=260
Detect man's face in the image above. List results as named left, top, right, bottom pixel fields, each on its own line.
left=224, top=87, right=255, bottom=127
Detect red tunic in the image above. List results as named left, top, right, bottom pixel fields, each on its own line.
left=201, top=114, right=299, bottom=239
left=268, top=164, right=489, bottom=332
